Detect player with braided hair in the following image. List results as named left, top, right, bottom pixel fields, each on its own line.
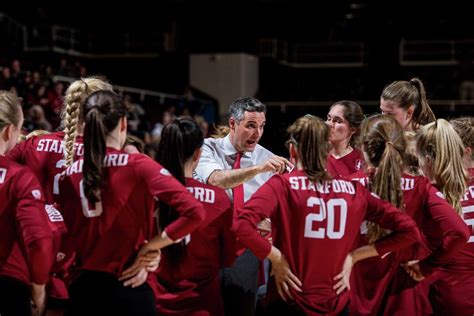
left=5, top=77, right=113, bottom=313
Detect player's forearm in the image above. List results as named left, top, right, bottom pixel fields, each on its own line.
left=267, top=245, right=282, bottom=262
left=30, top=282, right=46, bottom=315
left=208, top=166, right=261, bottom=189
left=351, top=244, right=379, bottom=264
left=27, top=237, right=54, bottom=284
left=233, top=214, right=271, bottom=260
left=146, top=231, right=174, bottom=251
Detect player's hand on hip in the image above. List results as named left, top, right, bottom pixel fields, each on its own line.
left=333, top=253, right=354, bottom=294
left=401, top=260, right=425, bottom=281
left=269, top=249, right=302, bottom=301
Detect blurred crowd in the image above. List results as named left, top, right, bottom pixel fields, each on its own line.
left=0, top=57, right=213, bottom=159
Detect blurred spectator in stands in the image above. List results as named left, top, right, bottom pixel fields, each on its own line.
left=10, top=59, right=23, bottom=80
left=124, top=94, right=150, bottom=143
left=9, top=59, right=25, bottom=95
left=72, top=61, right=87, bottom=78
left=26, top=71, right=38, bottom=97
left=181, top=85, right=200, bottom=114
left=180, top=106, right=192, bottom=117
left=23, top=71, right=32, bottom=93
left=194, top=114, right=209, bottom=137
left=41, top=65, right=54, bottom=87
left=182, top=85, right=218, bottom=125
left=47, top=82, right=65, bottom=128
left=28, top=85, right=50, bottom=110
left=0, top=67, right=13, bottom=90
left=151, top=110, right=175, bottom=144
left=57, top=58, right=73, bottom=77
left=124, top=94, right=145, bottom=131
left=31, top=71, right=41, bottom=87
left=78, top=65, right=87, bottom=78
left=23, top=104, right=52, bottom=132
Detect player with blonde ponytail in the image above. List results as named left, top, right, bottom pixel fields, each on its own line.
left=0, top=90, right=53, bottom=316
left=61, top=77, right=113, bottom=166
left=413, top=117, right=474, bottom=315
left=349, top=115, right=469, bottom=315
left=5, top=76, right=112, bottom=313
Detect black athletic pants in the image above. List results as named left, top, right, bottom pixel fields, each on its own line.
left=66, top=270, right=156, bottom=316
left=220, top=249, right=260, bottom=316
left=0, top=275, right=31, bottom=316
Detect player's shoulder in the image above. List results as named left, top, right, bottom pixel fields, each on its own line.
left=409, top=174, right=432, bottom=194
left=269, top=170, right=295, bottom=187
left=128, top=152, right=172, bottom=177
left=32, top=131, right=64, bottom=142
left=1, top=156, right=32, bottom=176
left=1, top=158, right=40, bottom=191
left=186, top=178, right=229, bottom=201
left=23, top=131, right=64, bottom=154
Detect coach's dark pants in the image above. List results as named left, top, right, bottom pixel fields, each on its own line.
left=66, top=270, right=156, bottom=316
left=220, top=249, right=259, bottom=316
left=0, top=276, right=31, bottom=316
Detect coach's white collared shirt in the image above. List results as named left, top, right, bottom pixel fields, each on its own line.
left=194, top=134, right=274, bottom=202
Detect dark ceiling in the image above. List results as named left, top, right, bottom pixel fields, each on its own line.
left=5, top=2, right=474, bottom=45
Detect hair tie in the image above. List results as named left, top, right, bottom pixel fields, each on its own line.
left=386, top=141, right=394, bottom=147
left=88, top=104, right=104, bottom=115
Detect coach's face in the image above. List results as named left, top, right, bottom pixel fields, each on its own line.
left=229, top=111, right=266, bottom=153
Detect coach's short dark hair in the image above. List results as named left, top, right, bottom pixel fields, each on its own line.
left=228, top=97, right=266, bottom=123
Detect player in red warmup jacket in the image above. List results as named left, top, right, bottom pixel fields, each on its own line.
left=414, top=117, right=474, bottom=316
left=349, top=115, right=469, bottom=316
left=379, top=77, right=435, bottom=132
left=325, top=100, right=365, bottom=177
left=149, top=117, right=235, bottom=315
left=4, top=77, right=114, bottom=313
left=233, top=115, right=420, bottom=316
left=0, top=90, right=54, bottom=316
left=55, top=90, right=205, bottom=316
